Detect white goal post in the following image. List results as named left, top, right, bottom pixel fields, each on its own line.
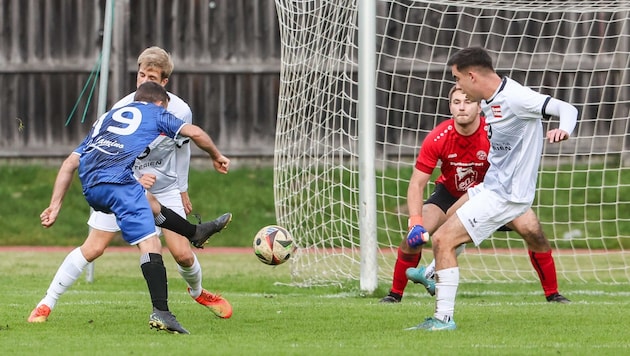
left=273, top=0, right=630, bottom=291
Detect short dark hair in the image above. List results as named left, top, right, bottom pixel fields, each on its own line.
left=447, top=47, right=494, bottom=72
left=134, top=81, right=169, bottom=103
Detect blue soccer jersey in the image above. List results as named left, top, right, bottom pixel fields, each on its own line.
left=113, top=91, right=193, bottom=195
left=75, top=102, right=187, bottom=189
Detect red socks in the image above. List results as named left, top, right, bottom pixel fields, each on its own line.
left=390, top=248, right=421, bottom=296
left=528, top=249, right=558, bottom=297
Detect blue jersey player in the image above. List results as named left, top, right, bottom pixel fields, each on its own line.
left=76, top=90, right=188, bottom=243
left=73, top=81, right=226, bottom=334
left=30, top=47, right=232, bottom=328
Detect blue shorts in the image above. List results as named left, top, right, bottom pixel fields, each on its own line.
left=83, top=182, right=156, bottom=245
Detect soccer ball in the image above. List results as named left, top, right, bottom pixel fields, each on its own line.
left=253, top=225, right=295, bottom=265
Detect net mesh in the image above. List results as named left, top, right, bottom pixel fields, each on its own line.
left=274, top=0, right=630, bottom=286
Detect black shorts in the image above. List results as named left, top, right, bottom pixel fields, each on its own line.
left=424, top=183, right=458, bottom=214
left=425, top=183, right=511, bottom=232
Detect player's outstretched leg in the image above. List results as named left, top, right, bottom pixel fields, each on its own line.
left=153, top=207, right=232, bottom=248
left=149, top=308, right=190, bottom=334
left=405, top=266, right=436, bottom=296
left=190, top=213, right=233, bottom=248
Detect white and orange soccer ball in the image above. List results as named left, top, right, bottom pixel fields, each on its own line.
left=252, top=225, right=296, bottom=265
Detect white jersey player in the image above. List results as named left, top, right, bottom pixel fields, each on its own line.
left=407, top=47, right=578, bottom=331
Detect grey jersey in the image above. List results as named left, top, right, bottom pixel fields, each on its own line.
left=480, top=77, right=550, bottom=204
left=112, top=91, right=193, bottom=194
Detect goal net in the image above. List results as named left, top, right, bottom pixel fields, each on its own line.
left=273, top=0, right=630, bottom=288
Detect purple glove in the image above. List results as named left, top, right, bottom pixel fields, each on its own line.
left=407, top=225, right=430, bottom=247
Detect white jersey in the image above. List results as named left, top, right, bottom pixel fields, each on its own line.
left=480, top=77, right=550, bottom=204
left=112, top=91, right=193, bottom=195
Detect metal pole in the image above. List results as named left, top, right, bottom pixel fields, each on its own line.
left=86, top=0, right=115, bottom=283
left=97, top=0, right=115, bottom=117
left=358, top=0, right=378, bottom=293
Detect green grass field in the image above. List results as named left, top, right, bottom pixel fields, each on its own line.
left=1, top=249, right=629, bottom=356
left=1, top=163, right=629, bottom=354
left=0, top=164, right=277, bottom=247
left=3, top=162, right=628, bottom=249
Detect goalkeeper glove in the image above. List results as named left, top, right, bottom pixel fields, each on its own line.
left=406, top=215, right=429, bottom=247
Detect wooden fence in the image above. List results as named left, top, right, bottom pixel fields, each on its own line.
left=0, top=0, right=281, bottom=158
left=1, top=1, right=628, bottom=160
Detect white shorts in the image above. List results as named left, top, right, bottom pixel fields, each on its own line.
left=456, top=184, right=529, bottom=246
left=87, top=189, right=185, bottom=235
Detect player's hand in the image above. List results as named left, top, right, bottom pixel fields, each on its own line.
left=213, top=155, right=230, bottom=174
left=546, top=129, right=570, bottom=143
left=40, top=206, right=60, bottom=228
left=407, top=225, right=430, bottom=247
left=138, top=174, right=157, bottom=189
left=181, top=191, right=193, bottom=215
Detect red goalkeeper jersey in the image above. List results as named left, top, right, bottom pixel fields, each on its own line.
left=415, top=117, right=490, bottom=198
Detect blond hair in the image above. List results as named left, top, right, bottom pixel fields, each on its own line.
left=137, top=46, right=174, bottom=79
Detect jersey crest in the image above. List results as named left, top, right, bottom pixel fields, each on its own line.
left=415, top=118, right=491, bottom=198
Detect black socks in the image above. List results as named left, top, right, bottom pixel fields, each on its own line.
left=140, top=253, right=168, bottom=311
left=154, top=206, right=196, bottom=239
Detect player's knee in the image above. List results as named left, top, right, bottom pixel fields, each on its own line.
left=172, top=251, right=195, bottom=267
left=80, top=245, right=106, bottom=262
left=524, top=232, right=551, bottom=251
left=431, top=233, right=450, bottom=253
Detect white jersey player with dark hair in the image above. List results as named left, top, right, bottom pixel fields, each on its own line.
left=407, top=46, right=578, bottom=331
left=29, top=47, right=233, bottom=329
left=381, top=86, right=569, bottom=305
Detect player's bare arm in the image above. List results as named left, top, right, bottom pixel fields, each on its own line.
left=211, top=155, right=230, bottom=174
left=405, top=169, right=432, bottom=247
left=40, top=153, right=80, bottom=228
left=180, top=191, right=193, bottom=215
left=407, top=168, right=431, bottom=218
left=173, top=131, right=193, bottom=213
left=179, top=124, right=230, bottom=174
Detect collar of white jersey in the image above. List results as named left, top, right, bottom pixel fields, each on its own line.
left=485, top=76, right=508, bottom=104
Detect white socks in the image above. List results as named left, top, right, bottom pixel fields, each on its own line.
left=426, top=260, right=436, bottom=279
left=39, top=247, right=89, bottom=309
left=178, top=254, right=203, bottom=298
left=38, top=249, right=205, bottom=308
left=434, top=267, right=460, bottom=322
